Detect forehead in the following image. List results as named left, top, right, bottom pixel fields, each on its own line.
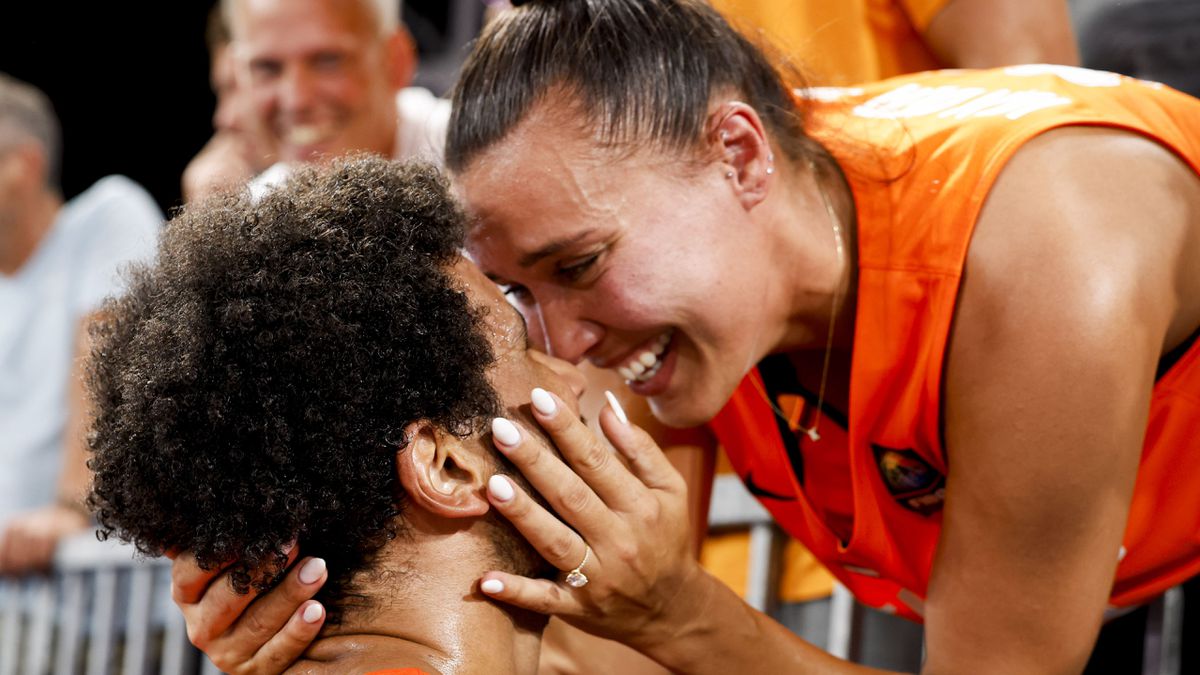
left=231, top=0, right=375, bottom=52
left=457, top=106, right=630, bottom=246
left=455, top=101, right=693, bottom=268
left=452, top=257, right=527, bottom=348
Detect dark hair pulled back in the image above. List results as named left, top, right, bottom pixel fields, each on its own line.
left=446, top=0, right=822, bottom=171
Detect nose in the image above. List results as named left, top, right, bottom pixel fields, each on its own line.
left=531, top=296, right=604, bottom=365
left=279, top=64, right=318, bottom=112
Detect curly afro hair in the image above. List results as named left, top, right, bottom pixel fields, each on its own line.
left=86, top=157, right=501, bottom=623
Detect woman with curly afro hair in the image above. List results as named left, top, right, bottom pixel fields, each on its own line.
left=86, top=156, right=591, bottom=673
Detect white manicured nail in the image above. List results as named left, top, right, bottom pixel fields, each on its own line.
left=605, top=390, right=629, bottom=425
left=488, top=474, right=515, bottom=502
left=302, top=603, right=323, bottom=623
left=299, top=557, right=326, bottom=585
left=481, top=578, right=505, bottom=594
left=531, top=388, right=557, bottom=416
left=492, top=418, right=521, bottom=446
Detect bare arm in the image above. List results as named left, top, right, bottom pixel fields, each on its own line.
left=0, top=316, right=95, bottom=573
left=926, top=127, right=1193, bottom=673
left=923, top=0, right=1079, bottom=68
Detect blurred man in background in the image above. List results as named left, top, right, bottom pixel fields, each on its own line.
left=184, top=0, right=451, bottom=200
left=182, top=8, right=274, bottom=202
left=0, top=73, right=161, bottom=573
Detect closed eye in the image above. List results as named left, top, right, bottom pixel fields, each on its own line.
left=555, top=252, right=601, bottom=282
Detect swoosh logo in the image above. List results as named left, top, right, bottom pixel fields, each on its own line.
left=742, top=472, right=794, bottom=501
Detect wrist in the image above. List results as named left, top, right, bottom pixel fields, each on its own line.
left=55, top=494, right=93, bottom=524
left=630, top=562, right=726, bottom=671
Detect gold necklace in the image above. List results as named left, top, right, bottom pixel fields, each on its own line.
left=756, top=160, right=845, bottom=443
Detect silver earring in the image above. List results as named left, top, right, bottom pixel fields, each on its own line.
left=766, top=166, right=775, bottom=175
left=725, top=171, right=735, bottom=179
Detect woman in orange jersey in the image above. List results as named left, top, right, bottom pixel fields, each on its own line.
left=170, top=1, right=1200, bottom=673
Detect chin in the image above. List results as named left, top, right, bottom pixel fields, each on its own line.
left=648, top=394, right=720, bottom=429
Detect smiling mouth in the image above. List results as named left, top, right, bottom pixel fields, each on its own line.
left=616, top=330, right=674, bottom=383
left=283, top=123, right=335, bottom=148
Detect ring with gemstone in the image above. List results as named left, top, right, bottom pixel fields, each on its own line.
left=564, top=545, right=591, bottom=588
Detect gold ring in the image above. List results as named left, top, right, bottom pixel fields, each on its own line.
left=564, top=545, right=591, bottom=588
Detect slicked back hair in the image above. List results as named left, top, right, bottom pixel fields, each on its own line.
left=445, top=0, right=822, bottom=172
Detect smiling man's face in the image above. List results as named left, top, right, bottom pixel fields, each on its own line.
left=228, top=0, right=406, bottom=163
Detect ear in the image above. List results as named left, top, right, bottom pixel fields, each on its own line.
left=396, top=421, right=492, bottom=518
left=383, top=27, right=418, bottom=91
left=708, top=101, right=776, bottom=211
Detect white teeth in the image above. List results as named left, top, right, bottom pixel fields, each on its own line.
left=287, top=125, right=328, bottom=145
left=617, top=330, right=674, bottom=384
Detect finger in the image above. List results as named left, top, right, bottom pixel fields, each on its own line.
left=176, top=545, right=301, bottom=649
left=598, top=401, right=686, bottom=494
left=247, top=600, right=325, bottom=674
left=171, top=550, right=231, bottom=606
left=529, top=388, right=647, bottom=511
left=226, top=557, right=327, bottom=654
left=491, top=418, right=621, bottom=541
left=487, top=475, right=592, bottom=571
left=478, top=572, right=581, bottom=617
left=0, top=531, right=11, bottom=574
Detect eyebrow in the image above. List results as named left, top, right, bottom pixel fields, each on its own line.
left=517, top=229, right=596, bottom=268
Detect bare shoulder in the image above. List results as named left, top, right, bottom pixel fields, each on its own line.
left=967, top=125, right=1200, bottom=345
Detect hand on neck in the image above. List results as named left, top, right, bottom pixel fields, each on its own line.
left=293, top=511, right=547, bottom=675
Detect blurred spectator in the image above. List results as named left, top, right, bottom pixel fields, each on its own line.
left=182, top=8, right=274, bottom=202
left=1074, top=0, right=1200, bottom=97
left=184, top=0, right=451, bottom=200
left=0, top=73, right=161, bottom=574
left=710, top=0, right=1079, bottom=85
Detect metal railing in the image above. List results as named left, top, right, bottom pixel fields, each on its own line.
left=0, top=533, right=212, bottom=675
left=705, top=474, right=1185, bottom=674
left=0, top=483, right=1185, bottom=673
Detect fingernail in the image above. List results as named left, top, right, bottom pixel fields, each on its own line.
left=531, top=387, right=557, bottom=416
left=492, top=417, right=521, bottom=447
left=488, top=474, right=515, bottom=502
left=299, top=557, right=326, bottom=585
left=302, top=603, right=324, bottom=623
left=481, top=578, right=505, bottom=594
left=605, top=390, right=629, bottom=425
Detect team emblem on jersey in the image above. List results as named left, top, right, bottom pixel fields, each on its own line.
left=872, top=445, right=945, bottom=516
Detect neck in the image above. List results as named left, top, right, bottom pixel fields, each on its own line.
left=765, top=154, right=858, bottom=356
left=293, top=516, right=545, bottom=675
left=0, top=188, right=60, bottom=276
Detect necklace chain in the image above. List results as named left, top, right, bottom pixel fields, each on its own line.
left=758, top=160, right=844, bottom=443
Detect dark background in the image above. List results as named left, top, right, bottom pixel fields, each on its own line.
left=0, top=0, right=470, bottom=216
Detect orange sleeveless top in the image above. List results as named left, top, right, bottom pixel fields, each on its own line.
left=709, top=66, right=1200, bottom=621
left=710, top=0, right=949, bottom=86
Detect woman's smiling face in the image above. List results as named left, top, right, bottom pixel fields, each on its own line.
left=456, top=103, right=783, bottom=429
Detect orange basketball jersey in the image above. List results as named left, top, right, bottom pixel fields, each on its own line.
left=709, top=66, right=1200, bottom=621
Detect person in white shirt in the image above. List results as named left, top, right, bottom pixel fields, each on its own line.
left=0, top=73, right=161, bottom=573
